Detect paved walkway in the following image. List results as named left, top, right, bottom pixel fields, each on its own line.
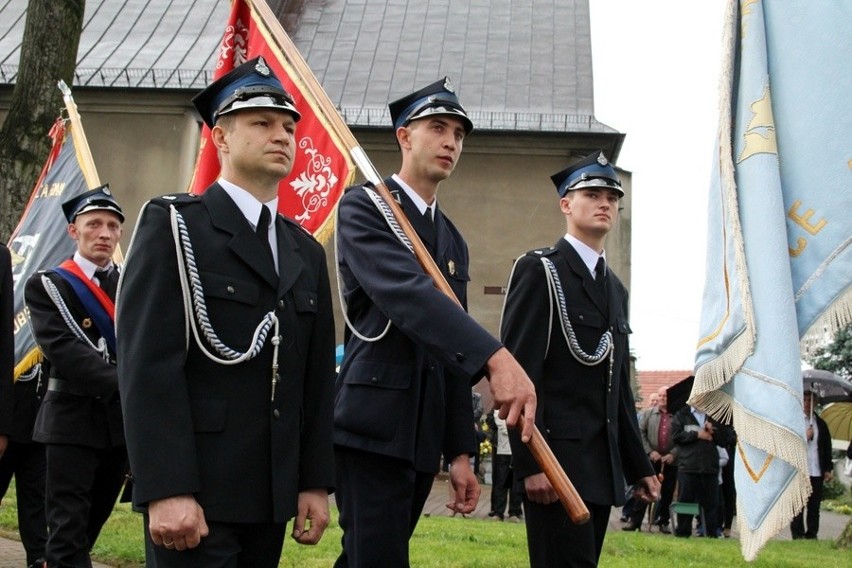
left=1, top=478, right=848, bottom=566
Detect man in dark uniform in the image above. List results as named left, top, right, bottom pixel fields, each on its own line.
left=117, top=57, right=336, bottom=567
left=502, top=151, right=659, bottom=567
left=1, top=244, right=48, bottom=568
left=24, top=186, right=127, bottom=568
left=333, top=78, right=537, bottom=567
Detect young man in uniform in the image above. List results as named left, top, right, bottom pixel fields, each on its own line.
left=117, top=57, right=336, bottom=567
left=25, top=186, right=127, bottom=567
left=502, top=151, right=659, bottom=566
left=333, top=78, right=537, bottom=567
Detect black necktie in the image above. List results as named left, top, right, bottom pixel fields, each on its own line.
left=256, top=206, right=274, bottom=261
left=594, top=257, right=607, bottom=294
left=95, top=267, right=118, bottom=300
left=423, top=206, right=434, bottom=227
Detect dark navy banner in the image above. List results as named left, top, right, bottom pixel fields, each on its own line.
left=8, top=119, right=90, bottom=380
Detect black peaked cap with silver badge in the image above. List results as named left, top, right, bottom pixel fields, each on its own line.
left=192, top=56, right=301, bottom=128
left=388, top=77, right=473, bottom=135
left=550, top=150, right=624, bottom=198
left=61, top=184, right=125, bottom=223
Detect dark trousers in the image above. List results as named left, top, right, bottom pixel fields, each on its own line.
left=44, top=444, right=127, bottom=568
left=144, top=517, right=286, bottom=567
left=791, top=475, right=824, bottom=538
left=0, top=441, right=47, bottom=565
left=720, top=457, right=736, bottom=530
left=333, top=445, right=434, bottom=568
left=489, top=454, right=522, bottom=519
left=675, top=471, right=719, bottom=538
left=523, top=496, right=610, bottom=568
left=629, top=462, right=677, bottom=525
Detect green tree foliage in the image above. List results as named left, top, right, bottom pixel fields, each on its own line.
left=808, top=324, right=852, bottom=380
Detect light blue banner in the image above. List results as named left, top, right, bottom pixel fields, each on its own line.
left=694, top=0, right=851, bottom=560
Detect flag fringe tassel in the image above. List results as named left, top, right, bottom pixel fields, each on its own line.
left=801, top=286, right=852, bottom=355
left=694, top=390, right=811, bottom=561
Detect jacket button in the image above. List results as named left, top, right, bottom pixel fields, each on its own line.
left=278, top=300, right=285, bottom=309
left=273, top=409, right=280, bottom=419
left=371, top=377, right=378, bottom=384
left=226, top=285, right=235, bottom=294
left=455, top=353, right=465, bottom=362
left=579, top=314, right=584, bottom=320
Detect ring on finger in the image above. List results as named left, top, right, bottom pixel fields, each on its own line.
left=162, top=538, right=175, bottom=547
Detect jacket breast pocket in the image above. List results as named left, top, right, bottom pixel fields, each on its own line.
left=293, top=289, right=318, bottom=314
left=567, top=307, right=602, bottom=329
left=201, top=271, right=259, bottom=306
left=445, top=260, right=470, bottom=283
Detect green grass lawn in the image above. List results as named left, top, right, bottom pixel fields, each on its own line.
left=2, top=488, right=851, bottom=567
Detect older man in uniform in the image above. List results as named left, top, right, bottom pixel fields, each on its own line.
left=25, top=186, right=127, bottom=568
left=118, top=57, right=336, bottom=567
left=503, top=151, right=658, bottom=566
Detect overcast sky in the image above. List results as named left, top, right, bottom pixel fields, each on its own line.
left=589, top=1, right=728, bottom=371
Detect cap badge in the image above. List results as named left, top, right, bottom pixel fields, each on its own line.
left=443, top=77, right=455, bottom=93
left=596, top=152, right=608, bottom=166
left=255, top=57, right=271, bottom=77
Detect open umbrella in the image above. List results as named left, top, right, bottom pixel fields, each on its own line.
left=819, top=402, right=852, bottom=441
left=802, top=369, right=852, bottom=404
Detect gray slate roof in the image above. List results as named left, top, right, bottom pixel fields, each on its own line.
left=0, top=0, right=614, bottom=133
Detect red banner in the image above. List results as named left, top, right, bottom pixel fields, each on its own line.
left=189, top=0, right=355, bottom=240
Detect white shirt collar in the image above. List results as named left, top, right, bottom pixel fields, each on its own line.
left=392, top=174, right=434, bottom=216
left=218, top=178, right=279, bottom=230
left=219, top=178, right=279, bottom=271
left=73, top=252, right=111, bottom=281
left=564, top=233, right=605, bottom=278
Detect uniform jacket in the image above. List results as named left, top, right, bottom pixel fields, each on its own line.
left=334, top=178, right=501, bottom=472
left=503, top=239, right=653, bottom=506
left=117, top=184, right=336, bottom=524
left=24, top=258, right=124, bottom=449
left=671, top=406, right=734, bottom=474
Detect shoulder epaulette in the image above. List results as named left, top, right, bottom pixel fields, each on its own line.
left=527, top=246, right=558, bottom=257
left=148, top=193, right=202, bottom=208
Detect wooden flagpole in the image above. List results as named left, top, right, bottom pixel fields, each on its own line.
left=247, top=0, right=589, bottom=523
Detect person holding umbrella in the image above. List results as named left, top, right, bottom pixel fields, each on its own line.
left=790, top=388, right=833, bottom=539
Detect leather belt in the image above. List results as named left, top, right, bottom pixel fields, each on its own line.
left=47, top=377, right=94, bottom=398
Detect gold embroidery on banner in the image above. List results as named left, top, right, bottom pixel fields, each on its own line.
left=740, top=0, right=759, bottom=40
left=787, top=200, right=827, bottom=236
left=789, top=237, right=807, bottom=258
left=737, top=87, right=777, bottom=163
left=787, top=200, right=827, bottom=257
left=737, top=440, right=773, bottom=482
